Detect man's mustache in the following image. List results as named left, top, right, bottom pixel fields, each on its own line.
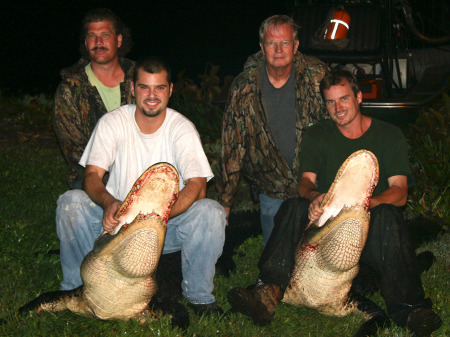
left=92, top=46, right=108, bottom=51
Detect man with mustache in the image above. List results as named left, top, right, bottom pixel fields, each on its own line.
left=54, top=8, right=134, bottom=190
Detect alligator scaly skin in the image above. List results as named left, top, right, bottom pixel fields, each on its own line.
left=283, top=150, right=379, bottom=319
left=20, top=162, right=179, bottom=322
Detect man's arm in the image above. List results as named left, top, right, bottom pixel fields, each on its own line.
left=53, top=82, right=90, bottom=186
left=223, top=206, right=231, bottom=223
left=215, top=82, right=247, bottom=214
left=298, top=172, right=325, bottom=223
left=370, top=175, right=408, bottom=208
left=170, top=177, right=207, bottom=218
left=84, top=165, right=122, bottom=232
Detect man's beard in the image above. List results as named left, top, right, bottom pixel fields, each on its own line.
left=141, top=99, right=163, bottom=117
left=142, top=108, right=163, bottom=117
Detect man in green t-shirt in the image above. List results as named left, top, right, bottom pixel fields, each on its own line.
left=53, top=8, right=135, bottom=189
left=227, top=69, right=442, bottom=336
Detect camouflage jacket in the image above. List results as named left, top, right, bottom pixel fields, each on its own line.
left=53, top=57, right=135, bottom=188
left=216, top=51, right=328, bottom=207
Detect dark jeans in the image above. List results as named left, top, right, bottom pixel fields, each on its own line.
left=258, top=197, right=431, bottom=327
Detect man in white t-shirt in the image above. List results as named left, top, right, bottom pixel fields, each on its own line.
left=56, top=56, right=226, bottom=315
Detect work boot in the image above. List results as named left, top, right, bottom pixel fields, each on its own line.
left=227, top=284, right=282, bottom=326
left=406, top=307, right=442, bottom=336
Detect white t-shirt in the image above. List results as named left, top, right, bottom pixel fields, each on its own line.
left=79, top=104, right=213, bottom=201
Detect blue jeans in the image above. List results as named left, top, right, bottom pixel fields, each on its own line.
left=259, top=193, right=284, bottom=246
left=56, top=190, right=226, bottom=304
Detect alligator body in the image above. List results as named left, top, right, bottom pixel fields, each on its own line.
left=20, top=162, right=184, bottom=325
left=282, top=150, right=390, bottom=336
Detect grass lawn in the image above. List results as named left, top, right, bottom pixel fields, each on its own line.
left=0, top=142, right=448, bottom=336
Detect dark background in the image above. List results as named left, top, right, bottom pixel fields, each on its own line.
left=1, top=0, right=447, bottom=96
left=1, top=0, right=291, bottom=95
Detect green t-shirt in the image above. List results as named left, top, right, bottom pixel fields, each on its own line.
left=85, top=64, right=121, bottom=112
left=299, top=118, right=413, bottom=196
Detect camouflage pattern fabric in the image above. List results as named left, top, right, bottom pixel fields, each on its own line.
left=216, top=51, right=328, bottom=207
left=53, top=58, right=135, bottom=188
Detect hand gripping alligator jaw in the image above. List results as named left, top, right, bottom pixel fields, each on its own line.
left=283, top=151, right=387, bottom=336
left=20, top=163, right=183, bottom=324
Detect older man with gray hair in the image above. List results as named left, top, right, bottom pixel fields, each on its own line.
left=216, top=15, right=328, bottom=245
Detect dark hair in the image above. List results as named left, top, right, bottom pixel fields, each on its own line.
left=320, top=69, right=361, bottom=98
left=79, top=8, right=132, bottom=58
left=133, top=56, right=172, bottom=84
left=259, top=15, right=300, bottom=43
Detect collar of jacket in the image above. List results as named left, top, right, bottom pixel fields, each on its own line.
left=242, top=50, right=308, bottom=78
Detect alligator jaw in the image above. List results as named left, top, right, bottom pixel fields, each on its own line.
left=283, top=150, right=380, bottom=318
left=112, top=162, right=179, bottom=235
left=316, top=150, right=379, bottom=228
left=19, top=162, right=184, bottom=323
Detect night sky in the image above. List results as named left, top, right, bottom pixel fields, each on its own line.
left=1, top=0, right=292, bottom=95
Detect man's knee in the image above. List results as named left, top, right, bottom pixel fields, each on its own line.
left=274, top=197, right=309, bottom=224
left=371, top=203, right=401, bottom=215
left=57, top=189, right=90, bottom=210
left=281, top=197, right=309, bottom=211
left=365, top=203, right=406, bottom=251
left=191, top=198, right=226, bottom=232
left=370, top=203, right=403, bottom=228
left=194, top=198, right=226, bottom=217
left=56, top=190, right=97, bottom=234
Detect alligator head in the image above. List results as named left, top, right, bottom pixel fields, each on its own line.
left=283, top=150, right=379, bottom=318
left=112, top=162, right=180, bottom=234
left=316, top=149, right=379, bottom=228
left=20, top=162, right=181, bottom=323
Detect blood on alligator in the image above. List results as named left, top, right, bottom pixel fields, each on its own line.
left=302, top=243, right=319, bottom=254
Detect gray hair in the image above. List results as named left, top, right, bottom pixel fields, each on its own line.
left=259, top=15, right=299, bottom=43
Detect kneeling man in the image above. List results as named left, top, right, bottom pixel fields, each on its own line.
left=56, top=56, right=226, bottom=315
left=227, top=69, right=442, bottom=336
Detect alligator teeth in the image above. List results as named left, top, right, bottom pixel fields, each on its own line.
left=112, top=163, right=179, bottom=235
left=317, top=150, right=379, bottom=228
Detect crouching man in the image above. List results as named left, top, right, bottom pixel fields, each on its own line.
left=227, top=69, right=442, bottom=336
left=56, top=56, right=226, bottom=316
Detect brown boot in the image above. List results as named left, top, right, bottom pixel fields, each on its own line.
left=227, top=284, right=282, bottom=326
left=406, top=307, right=442, bottom=337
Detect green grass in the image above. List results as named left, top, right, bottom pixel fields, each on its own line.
left=0, top=143, right=448, bottom=336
